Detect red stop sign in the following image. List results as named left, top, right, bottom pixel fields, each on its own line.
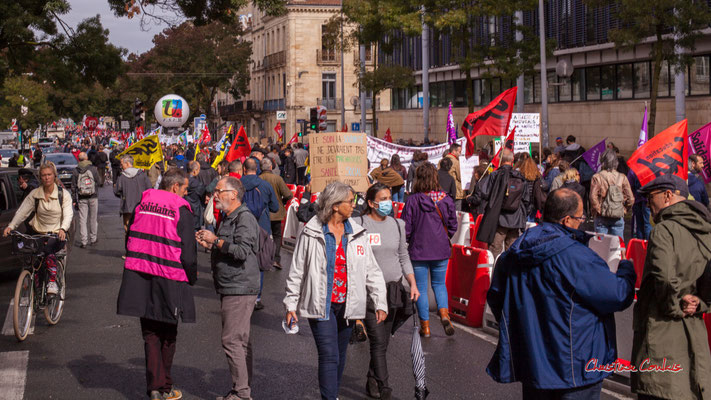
left=11, top=124, right=18, bottom=132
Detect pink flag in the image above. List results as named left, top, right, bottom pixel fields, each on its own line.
left=688, top=121, right=711, bottom=183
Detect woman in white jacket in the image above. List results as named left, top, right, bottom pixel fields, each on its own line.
left=284, top=181, right=387, bottom=400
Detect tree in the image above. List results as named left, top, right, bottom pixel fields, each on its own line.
left=587, top=0, right=711, bottom=136
left=0, top=76, right=54, bottom=142
left=121, top=21, right=252, bottom=124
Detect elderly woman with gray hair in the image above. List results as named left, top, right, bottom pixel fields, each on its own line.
left=589, top=148, right=634, bottom=238
left=284, top=181, right=388, bottom=400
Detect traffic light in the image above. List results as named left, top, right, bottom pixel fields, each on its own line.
left=298, top=131, right=303, bottom=137
left=133, top=98, right=144, bottom=126
left=309, top=107, right=318, bottom=131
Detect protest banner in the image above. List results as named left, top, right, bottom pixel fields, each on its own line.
left=688, top=121, right=711, bottom=183
left=119, top=135, right=163, bottom=169
left=507, top=113, right=540, bottom=143
left=310, top=132, right=369, bottom=193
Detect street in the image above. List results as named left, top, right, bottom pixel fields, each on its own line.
left=0, top=186, right=629, bottom=399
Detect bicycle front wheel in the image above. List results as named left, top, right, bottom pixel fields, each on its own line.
left=44, top=259, right=65, bottom=325
left=13, top=270, right=34, bottom=341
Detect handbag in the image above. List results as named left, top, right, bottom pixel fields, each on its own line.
left=204, top=196, right=216, bottom=225
left=431, top=197, right=452, bottom=248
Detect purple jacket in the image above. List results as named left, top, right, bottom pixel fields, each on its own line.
left=402, top=192, right=458, bottom=261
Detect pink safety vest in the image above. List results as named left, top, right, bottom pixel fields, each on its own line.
left=125, top=189, right=191, bottom=282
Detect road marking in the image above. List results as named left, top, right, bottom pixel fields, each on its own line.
left=450, top=320, right=499, bottom=345
left=2, top=299, right=34, bottom=336
left=601, top=388, right=633, bottom=400
left=0, top=351, right=29, bottom=400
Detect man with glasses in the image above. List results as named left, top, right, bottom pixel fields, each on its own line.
left=486, top=188, right=636, bottom=399
left=196, top=177, right=260, bottom=400
left=631, top=174, right=711, bottom=400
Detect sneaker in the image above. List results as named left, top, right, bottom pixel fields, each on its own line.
left=79, top=243, right=86, bottom=248
left=272, top=261, right=282, bottom=270
left=366, top=376, right=380, bottom=398
left=254, top=299, right=264, bottom=311
left=149, top=391, right=163, bottom=400
left=216, top=391, right=249, bottom=400
left=90, top=240, right=98, bottom=246
left=164, top=388, right=183, bottom=400
left=47, top=281, right=59, bottom=295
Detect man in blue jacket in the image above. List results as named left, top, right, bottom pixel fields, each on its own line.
left=688, top=154, right=709, bottom=207
left=487, top=188, right=636, bottom=399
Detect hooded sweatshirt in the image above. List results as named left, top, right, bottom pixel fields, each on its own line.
left=114, top=167, right=152, bottom=214
left=401, top=191, right=458, bottom=261
left=239, top=174, right=279, bottom=234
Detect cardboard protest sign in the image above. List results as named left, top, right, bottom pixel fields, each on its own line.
left=310, top=132, right=369, bottom=193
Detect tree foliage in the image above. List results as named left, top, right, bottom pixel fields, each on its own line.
left=0, top=76, right=55, bottom=131
left=587, top=0, right=711, bottom=136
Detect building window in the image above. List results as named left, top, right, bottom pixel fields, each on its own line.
left=547, top=71, right=557, bottom=103
left=658, top=61, right=671, bottom=97
left=524, top=75, right=534, bottom=104
left=322, top=73, right=336, bottom=99
left=454, top=80, right=467, bottom=107
left=533, top=74, right=541, bottom=103
left=617, top=63, right=633, bottom=99
left=634, top=62, right=650, bottom=99
left=601, top=64, right=615, bottom=100
left=586, top=66, right=601, bottom=100
left=321, top=25, right=335, bottom=61
left=571, top=68, right=585, bottom=101
left=690, top=56, right=710, bottom=95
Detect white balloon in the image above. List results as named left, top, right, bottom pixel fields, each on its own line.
left=154, top=94, right=190, bottom=128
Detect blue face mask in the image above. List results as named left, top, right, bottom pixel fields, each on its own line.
left=376, top=200, right=393, bottom=216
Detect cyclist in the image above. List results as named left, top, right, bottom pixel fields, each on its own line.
left=3, top=162, right=74, bottom=295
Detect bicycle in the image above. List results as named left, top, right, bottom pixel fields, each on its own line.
left=10, top=231, right=67, bottom=341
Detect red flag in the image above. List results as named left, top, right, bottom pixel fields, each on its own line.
left=274, top=122, right=283, bottom=141
left=461, top=87, right=517, bottom=158
left=199, top=126, right=211, bottom=144
left=225, top=126, right=252, bottom=162
left=627, top=119, right=688, bottom=186
left=287, top=131, right=299, bottom=145
left=136, top=126, right=144, bottom=140
left=491, top=126, right=516, bottom=168
left=384, top=128, right=393, bottom=143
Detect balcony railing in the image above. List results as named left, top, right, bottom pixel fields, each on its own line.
left=353, top=48, right=374, bottom=66
left=218, top=101, right=256, bottom=117
left=263, top=51, right=286, bottom=70
left=317, top=49, right=341, bottom=66
left=355, top=97, right=379, bottom=111
left=317, top=98, right=341, bottom=110
left=263, top=99, right=285, bottom=111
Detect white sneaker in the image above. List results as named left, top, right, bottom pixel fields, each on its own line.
left=47, top=282, right=58, bottom=295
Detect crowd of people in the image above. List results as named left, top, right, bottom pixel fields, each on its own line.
left=2, top=128, right=711, bottom=400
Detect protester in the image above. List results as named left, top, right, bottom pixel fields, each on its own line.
left=240, top=158, right=279, bottom=310
left=464, top=165, right=489, bottom=217
left=559, top=167, right=586, bottom=203
left=370, top=158, right=405, bottom=195
left=173, top=149, right=186, bottom=170
left=196, top=152, right=218, bottom=189
left=185, top=143, right=195, bottom=162
left=284, top=181, right=388, bottom=400
left=71, top=152, right=100, bottom=248
left=9, top=153, right=19, bottom=167
left=542, top=153, right=562, bottom=192
left=516, top=156, right=546, bottom=223
left=688, top=154, right=709, bottom=207
left=487, top=188, right=636, bottom=398
left=116, top=168, right=197, bottom=400
left=259, top=157, right=293, bottom=270
left=632, top=174, right=711, bottom=400
left=355, top=183, right=419, bottom=399
left=266, top=145, right=282, bottom=176
left=437, top=157, right=457, bottom=200
left=109, top=145, right=124, bottom=185
left=548, top=160, right=569, bottom=192
left=389, top=154, right=407, bottom=202
left=475, top=149, right=531, bottom=258
left=406, top=151, right=427, bottom=194
left=196, top=177, right=260, bottom=400
left=445, top=143, right=465, bottom=210
left=33, top=146, right=43, bottom=168
left=17, top=168, right=39, bottom=201
left=628, top=170, right=652, bottom=240
left=186, top=161, right=205, bottom=231
left=281, top=146, right=297, bottom=185
left=293, top=143, right=309, bottom=185
left=93, top=145, right=109, bottom=186
left=401, top=162, right=457, bottom=337
left=114, top=155, right=153, bottom=234
left=589, top=149, right=634, bottom=238
left=553, top=137, right=566, bottom=154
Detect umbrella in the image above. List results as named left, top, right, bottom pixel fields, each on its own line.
left=411, top=305, right=429, bottom=399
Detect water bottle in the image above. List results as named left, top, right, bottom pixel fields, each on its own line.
left=282, top=318, right=299, bottom=335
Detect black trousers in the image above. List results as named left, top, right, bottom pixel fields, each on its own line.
left=271, top=220, right=283, bottom=263
left=97, top=166, right=106, bottom=186
left=363, top=304, right=395, bottom=390
left=140, top=318, right=177, bottom=395
left=297, top=167, right=307, bottom=185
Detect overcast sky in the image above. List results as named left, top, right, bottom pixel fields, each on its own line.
left=62, top=0, right=175, bottom=56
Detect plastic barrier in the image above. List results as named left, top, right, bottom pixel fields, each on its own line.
left=286, top=184, right=297, bottom=197
left=445, top=244, right=494, bottom=327
left=451, top=212, right=473, bottom=246
left=626, top=239, right=648, bottom=289
left=281, top=200, right=304, bottom=253
left=393, top=202, right=405, bottom=218
left=294, top=185, right=306, bottom=201
left=310, top=193, right=319, bottom=203
left=587, top=232, right=625, bottom=273
left=469, top=214, right=489, bottom=250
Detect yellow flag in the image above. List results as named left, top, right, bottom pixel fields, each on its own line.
left=194, top=142, right=200, bottom=161
left=119, top=135, right=163, bottom=170
left=211, top=150, right=225, bottom=169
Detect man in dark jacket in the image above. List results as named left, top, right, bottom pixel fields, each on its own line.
left=17, top=169, right=39, bottom=201
left=117, top=168, right=197, bottom=400
left=259, top=157, right=293, bottom=269
left=487, top=188, right=636, bottom=398
left=437, top=157, right=457, bottom=200
left=197, top=152, right=218, bottom=189
left=114, top=155, right=153, bottom=234
left=92, top=144, right=109, bottom=186
left=32, top=146, right=43, bottom=168
left=196, top=177, right=260, bottom=400
left=475, top=149, right=531, bottom=257
left=71, top=152, right=100, bottom=248
left=109, top=145, right=123, bottom=185
left=688, top=154, right=709, bottom=207
left=186, top=161, right=206, bottom=231
left=632, top=175, right=711, bottom=400
left=281, top=147, right=297, bottom=185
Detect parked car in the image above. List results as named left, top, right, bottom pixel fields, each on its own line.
left=0, top=149, right=18, bottom=168
left=37, top=137, right=56, bottom=149
left=0, top=168, right=76, bottom=273
left=41, top=153, right=77, bottom=189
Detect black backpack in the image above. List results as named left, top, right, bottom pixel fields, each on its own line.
left=501, top=174, right=525, bottom=212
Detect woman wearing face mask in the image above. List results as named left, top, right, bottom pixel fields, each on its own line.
left=356, top=183, right=419, bottom=399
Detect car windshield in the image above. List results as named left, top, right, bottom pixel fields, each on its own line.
left=45, top=153, right=76, bottom=165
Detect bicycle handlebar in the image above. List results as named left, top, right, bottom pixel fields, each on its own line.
left=10, top=231, right=58, bottom=240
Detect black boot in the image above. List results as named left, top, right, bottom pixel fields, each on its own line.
left=366, top=376, right=380, bottom=398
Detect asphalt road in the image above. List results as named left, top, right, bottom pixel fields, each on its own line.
left=0, top=185, right=631, bottom=400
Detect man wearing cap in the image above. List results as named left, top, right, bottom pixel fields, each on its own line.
left=631, top=174, right=711, bottom=400
left=553, top=137, right=566, bottom=155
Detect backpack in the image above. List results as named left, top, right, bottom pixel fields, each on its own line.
left=501, top=173, right=526, bottom=212
left=600, top=172, right=625, bottom=219
left=257, top=225, right=275, bottom=271
left=77, top=168, right=96, bottom=196
left=243, top=186, right=267, bottom=221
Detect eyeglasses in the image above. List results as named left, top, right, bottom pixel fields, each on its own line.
left=569, top=215, right=586, bottom=222
left=339, top=198, right=356, bottom=207
left=645, top=191, right=664, bottom=201
left=214, top=188, right=235, bottom=195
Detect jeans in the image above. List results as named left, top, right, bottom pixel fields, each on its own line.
left=522, top=381, right=602, bottom=400
left=392, top=186, right=405, bottom=203
left=412, top=259, right=449, bottom=320
left=594, top=216, right=625, bottom=239
left=220, top=295, right=256, bottom=398
left=363, top=303, right=395, bottom=391
left=308, top=302, right=353, bottom=400
left=140, top=318, right=177, bottom=396
left=77, top=197, right=98, bottom=245
left=631, top=203, right=652, bottom=240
